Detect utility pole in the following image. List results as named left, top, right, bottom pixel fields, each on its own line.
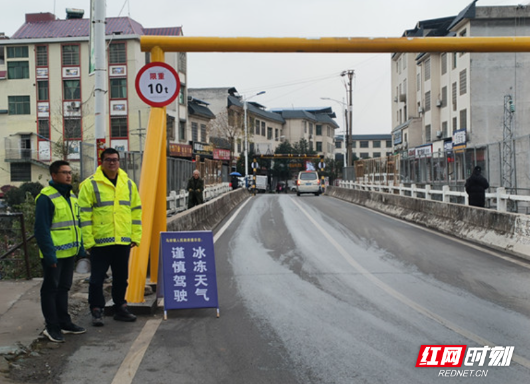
left=341, top=70, right=354, bottom=167
left=502, top=95, right=515, bottom=190
left=93, top=0, right=107, bottom=170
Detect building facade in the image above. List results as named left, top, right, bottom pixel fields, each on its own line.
left=392, top=2, right=530, bottom=188
left=335, top=134, right=392, bottom=161
left=0, top=10, right=186, bottom=186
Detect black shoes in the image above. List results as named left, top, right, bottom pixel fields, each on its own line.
left=113, top=304, right=137, bottom=322
left=61, top=323, right=87, bottom=334
left=43, top=327, right=64, bottom=343
left=92, top=308, right=104, bottom=327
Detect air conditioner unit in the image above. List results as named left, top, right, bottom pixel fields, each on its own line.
left=418, top=107, right=424, bottom=114
left=436, top=100, right=442, bottom=107
left=436, top=130, right=443, bottom=138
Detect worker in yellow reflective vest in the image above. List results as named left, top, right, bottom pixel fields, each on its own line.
left=35, top=160, right=87, bottom=343
left=78, top=148, right=142, bottom=327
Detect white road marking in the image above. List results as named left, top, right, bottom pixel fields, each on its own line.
left=291, top=197, right=530, bottom=369
left=111, top=318, right=162, bottom=384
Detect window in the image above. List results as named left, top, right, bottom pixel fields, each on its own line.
left=8, top=96, right=30, bottom=115
left=275, top=128, right=279, bottom=139
left=441, top=53, right=447, bottom=75
left=386, top=140, right=392, bottom=148
left=191, top=122, right=198, bottom=142
left=425, top=124, right=431, bottom=142
left=360, top=141, right=369, bottom=148
left=64, top=118, right=82, bottom=139
left=425, top=91, right=431, bottom=111
left=352, top=141, right=356, bottom=148
left=309, top=123, right=313, bottom=135
left=6, top=46, right=28, bottom=58
left=7, top=61, right=29, bottom=79
left=179, top=121, right=186, bottom=141
left=10, top=163, right=31, bottom=182
left=441, top=86, right=447, bottom=108
left=200, top=124, right=207, bottom=142
left=267, top=127, right=272, bottom=140
left=111, top=118, right=128, bottom=138
left=452, top=82, right=457, bottom=111
left=303, top=121, right=307, bottom=133
left=335, top=141, right=341, bottom=149
left=424, top=58, right=431, bottom=81
left=360, top=153, right=369, bottom=159
left=63, top=80, right=81, bottom=100
left=459, top=69, right=467, bottom=95
left=0, top=46, right=4, bottom=65
left=62, top=45, right=79, bottom=66
left=261, top=121, right=265, bottom=136
left=373, top=140, right=381, bottom=148
left=166, top=115, right=175, bottom=141
left=109, top=43, right=126, bottom=64
left=442, top=121, right=448, bottom=138
left=38, top=119, right=50, bottom=139
left=452, top=53, right=457, bottom=69
left=178, top=52, right=186, bottom=74
left=36, top=45, right=48, bottom=66
left=316, top=142, right=322, bottom=152
left=179, top=85, right=186, bottom=105
left=255, top=120, right=260, bottom=135
left=373, top=152, right=381, bottom=158
left=316, top=125, right=322, bottom=135
left=37, top=81, right=49, bottom=101
left=452, top=117, right=458, bottom=133
left=460, top=109, right=467, bottom=130
left=110, top=78, right=127, bottom=99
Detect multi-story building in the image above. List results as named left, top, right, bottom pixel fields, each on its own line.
left=0, top=10, right=187, bottom=186
left=334, top=134, right=392, bottom=161
left=190, top=88, right=340, bottom=160
left=392, top=2, right=530, bottom=187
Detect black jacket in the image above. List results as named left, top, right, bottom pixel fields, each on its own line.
left=465, top=171, right=489, bottom=207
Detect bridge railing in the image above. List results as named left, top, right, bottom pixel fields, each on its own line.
left=166, top=182, right=231, bottom=216
left=338, top=181, right=530, bottom=213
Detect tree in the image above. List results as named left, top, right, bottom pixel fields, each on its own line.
left=209, top=108, right=245, bottom=168
left=4, top=182, right=44, bottom=210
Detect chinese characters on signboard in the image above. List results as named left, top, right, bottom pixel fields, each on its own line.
left=159, top=231, right=219, bottom=314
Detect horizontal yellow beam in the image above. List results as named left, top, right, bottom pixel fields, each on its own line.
left=141, top=36, right=530, bottom=53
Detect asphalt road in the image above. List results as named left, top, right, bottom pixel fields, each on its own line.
left=57, top=194, right=530, bottom=384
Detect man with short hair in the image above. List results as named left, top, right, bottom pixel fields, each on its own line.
left=35, top=160, right=86, bottom=343
left=78, top=148, right=142, bottom=326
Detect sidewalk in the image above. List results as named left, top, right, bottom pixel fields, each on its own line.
left=0, top=278, right=43, bottom=355
left=0, top=272, right=90, bottom=356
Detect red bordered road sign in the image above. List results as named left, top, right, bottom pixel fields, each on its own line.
left=135, top=62, right=181, bottom=107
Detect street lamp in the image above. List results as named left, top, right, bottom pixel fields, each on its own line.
left=321, top=97, right=348, bottom=166
left=243, top=91, right=266, bottom=179
left=341, top=70, right=355, bottom=167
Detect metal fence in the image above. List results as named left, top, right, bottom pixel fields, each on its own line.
left=352, top=135, right=530, bottom=213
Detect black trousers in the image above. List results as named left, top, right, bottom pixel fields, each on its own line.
left=88, top=245, right=130, bottom=310
left=41, top=256, right=75, bottom=330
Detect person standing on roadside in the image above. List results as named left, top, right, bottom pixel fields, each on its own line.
left=78, top=148, right=142, bottom=326
left=187, top=169, right=204, bottom=209
left=465, top=165, right=490, bottom=208
left=35, top=160, right=86, bottom=343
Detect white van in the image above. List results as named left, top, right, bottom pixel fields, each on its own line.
left=296, top=171, right=321, bottom=196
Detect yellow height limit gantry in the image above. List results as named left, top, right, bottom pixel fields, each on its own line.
left=126, top=35, right=530, bottom=303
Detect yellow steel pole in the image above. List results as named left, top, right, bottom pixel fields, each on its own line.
left=126, top=46, right=166, bottom=303
left=141, top=36, right=530, bottom=53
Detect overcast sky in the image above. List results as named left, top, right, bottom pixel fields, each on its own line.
left=0, top=0, right=523, bottom=134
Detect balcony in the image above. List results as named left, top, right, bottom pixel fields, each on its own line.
left=4, top=137, right=49, bottom=168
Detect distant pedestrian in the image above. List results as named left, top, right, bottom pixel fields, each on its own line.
left=231, top=175, right=239, bottom=190
left=35, top=160, right=86, bottom=343
left=78, top=148, right=142, bottom=327
left=465, top=166, right=489, bottom=207
left=187, top=169, right=204, bottom=208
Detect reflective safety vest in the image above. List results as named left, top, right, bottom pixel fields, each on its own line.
left=78, top=167, right=142, bottom=249
left=36, top=186, right=82, bottom=259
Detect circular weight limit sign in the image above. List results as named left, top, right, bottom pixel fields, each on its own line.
left=135, top=62, right=181, bottom=107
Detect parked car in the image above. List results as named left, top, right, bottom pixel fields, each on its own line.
left=296, top=171, right=321, bottom=196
